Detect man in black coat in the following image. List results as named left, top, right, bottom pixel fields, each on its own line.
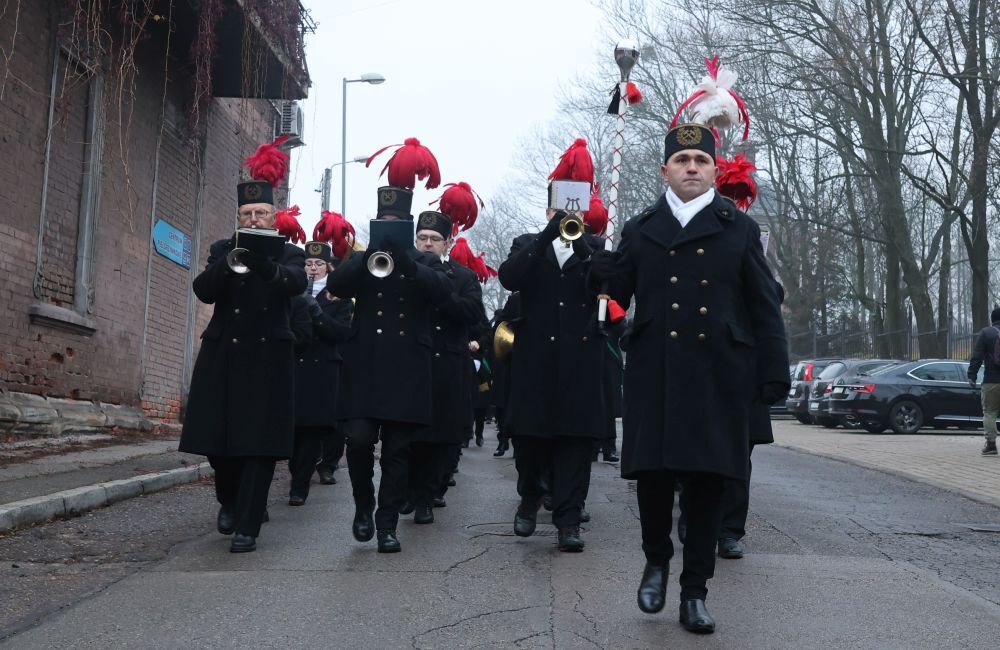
left=498, top=210, right=609, bottom=552
left=326, top=187, right=452, bottom=553
left=968, top=306, right=1000, bottom=456
left=590, top=124, right=789, bottom=633
left=180, top=179, right=307, bottom=553
left=404, top=211, right=486, bottom=524
left=287, top=241, right=353, bottom=506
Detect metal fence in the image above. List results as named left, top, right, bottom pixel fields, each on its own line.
left=787, top=324, right=981, bottom=363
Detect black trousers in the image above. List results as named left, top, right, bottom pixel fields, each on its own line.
left=473, top=408, right=488, bottom=440
left=317, top=429, right=345, bottom=472
left=495, top=407, right=508, bottom=442
left=209, top=455, right=276, bottom=537
left=409, top=441, right=453, bottom=507
left=636, top=470, right=725, bottom=601
left=718, top=449, right=755, bottom=541
left=288, top=425, right=336, bottom=499
left=513, top=436, right=592, bottom=528
left=341, top=418, right=413, bottom=532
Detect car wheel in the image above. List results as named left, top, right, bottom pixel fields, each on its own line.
left=818, top=416, right=838, bottom=429
left=794, top=413, right=812, bottom=425
left=888, top=400, right=924, bottom=434
left=861, top=421, right=887, bottom=434
left=840, top=415, right=861, bottom=430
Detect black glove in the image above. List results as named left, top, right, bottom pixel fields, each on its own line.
left=589, top=250, right=617, bottom=282
left=387, top=242, right=417, bottom=276
left=536, top=211, right=566, bottom=246
left=303, top=294, right=323, bottom=319
left=572, top=236, right=594, bottom=260
left=242, top=251, right=277, bottom=279
left=758, top=382, right=788, bottom=406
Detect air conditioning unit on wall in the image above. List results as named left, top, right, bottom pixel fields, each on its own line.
left=278, top=101, right=304, bottom=147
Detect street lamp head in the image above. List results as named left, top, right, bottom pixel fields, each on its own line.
left=352, top=155, right=368, bottom=163
left=361, top=73, right=386, bottom=85
left=614, top=40, right=640, bottom=80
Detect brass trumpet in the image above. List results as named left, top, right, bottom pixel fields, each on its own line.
left=493, top=321, right=516, bottom=361
left=227, top=229, right=250, bottom=274
left=558, top=213, right=584, bottom=242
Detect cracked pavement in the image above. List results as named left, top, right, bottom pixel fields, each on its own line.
left=2, top=426, right=1000, bottom=649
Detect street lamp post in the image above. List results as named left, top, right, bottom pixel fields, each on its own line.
left=342, top=73, right=386, bottom=215
left=316, top=156, right=368, bottom=211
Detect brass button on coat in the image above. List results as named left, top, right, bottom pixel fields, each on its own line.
left=698, top=333, right=706, bottom=341
left=699, top=307, right=708, bottom=315
left=234, top=308, right=240, bottom=314
left=232, top=338, right=238, bottom=343
left=672, top=303, right=680, bottom=311
left=670, top=331, right=678, bottom=338
left=377, top=292, right=383, bottom=298
left=669, top=250, right=676, bottom=256
left=550, top=336, right=556, bottom=342
left=399, top=331, right=405, bottom=336
left=697, top=248, right=705, bottom=256
left=670, top=276, right=678, bottom=284
left=259, top=337, right=266, bottom=342
left=377, top=310, right=383, bottom=316
left=701, top=280, right=709, bottom=287
left=376, top=329, right=382, bottom=334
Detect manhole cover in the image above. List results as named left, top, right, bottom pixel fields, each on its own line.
left=466, top=522, right=558, bottom=537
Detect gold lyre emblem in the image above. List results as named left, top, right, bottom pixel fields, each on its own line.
left=676, top=126, right=703, bottom=146
left=379, top=189, right=396, bottom=206
left=243, top=183, right=263, bottom=201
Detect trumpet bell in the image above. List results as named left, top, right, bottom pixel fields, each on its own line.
left=493, top=321, right=515, bottom=361
left=227, top=247, right=250, bottom=274
left=367, top=251, right=394, bottom=278
left=559, top=214, right=584, bottom=242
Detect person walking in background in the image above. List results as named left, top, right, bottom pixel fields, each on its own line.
left=969, top=306, right=1000, bottom=456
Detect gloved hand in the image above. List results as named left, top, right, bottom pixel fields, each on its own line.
left=387, top=241, right=417, bottom=276
left=303, top=294, right=323, bottom=319
left=572, top=235, right=593, bottom=260
left=758, top=382, right=789, bottom=406
left=588, top=250, right=618, bottom=282
left=242, top=251, right=277, bottom=279
left=536, top=211, right=566, bottom=246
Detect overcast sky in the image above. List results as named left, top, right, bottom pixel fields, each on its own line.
left=287, top=0, right=605, bottom=238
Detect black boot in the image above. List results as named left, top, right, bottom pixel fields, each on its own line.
left=679, top=599, right=715, bottom=634
left=217, top=505, right=235, bottom=535
left=352, top=508, right=375, bottom=542
left=717, top=537, right=745, bottom=559
left=377, top=531, right=401, bottom=553
left=288, top=493, right=306, bottom=506
left=602, top=447, right=620, bottom=463
left=493, top=439, right=509, bottom=457
left=514, top=498, right=540, bottom=537
left=475, top=433, right=484, bottom=447
left=431, top=496, right=447, bottom=508
left=230, top=533, right=256, bottom=553
left=557, top=526, right=585, bottom=552
left=317, top=467, right=336, bottom=485
left=414, top=504, right=434, bottom=524
left=637, top=563, right=667, bottom=613
left=399, top=500, right=415, bottom=515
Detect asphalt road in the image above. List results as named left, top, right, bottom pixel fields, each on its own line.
left=2, top=430, right=999, bottom=649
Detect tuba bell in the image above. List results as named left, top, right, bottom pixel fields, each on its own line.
left=493, top=321, right=515, bottom=361
left=558, top=213, right=584, bottom=242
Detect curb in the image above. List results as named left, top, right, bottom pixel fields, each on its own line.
left=0, top=462, right=214, bottom=534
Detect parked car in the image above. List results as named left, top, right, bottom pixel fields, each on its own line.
left=786, top=358, right=840, bottom=424
left=807, top=359, right=900, bottom=428
left=768, top=365, right=797, bottom=418
left=827, top=360, right=989, bottom=434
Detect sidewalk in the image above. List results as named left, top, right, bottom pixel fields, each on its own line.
left=772, top=419, right=1000, bottom=508
left=0, top=436, right=208, bottom=533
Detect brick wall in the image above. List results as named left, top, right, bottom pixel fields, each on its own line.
left=0, top=2, right=290, bottom=424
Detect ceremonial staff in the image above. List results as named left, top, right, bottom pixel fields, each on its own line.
left=598, top=40, right=640, bottom=324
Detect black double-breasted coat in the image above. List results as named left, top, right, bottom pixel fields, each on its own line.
left=498, top=233, right=609, bottom=440
left=326, top=250, right=452, bottom=426
left=180, top=239, right=307, bottom=459
left=294, top=291, right=353, bottom=428
left=414, top=260, right=486, bottom=443
left=608, top=193, right=789, bottom=480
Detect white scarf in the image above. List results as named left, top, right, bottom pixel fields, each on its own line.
left=310, top=274, right=327, bottom=297
left=551, top=239, right=574, bottom=269
left=665, top=187, right=715, bottom=228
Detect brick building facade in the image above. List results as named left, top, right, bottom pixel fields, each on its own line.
left=0, top=1, right=309, bottom=437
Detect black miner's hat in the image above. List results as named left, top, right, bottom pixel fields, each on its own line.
left=416, top=211, right=452, bottom=238
left=663, top=124, right=716, bottom=164
left=237, top=181, right=274, bottom=206
left=303, top=241, right=333, bottom=263
left=375, top=186, right=413, bottom=219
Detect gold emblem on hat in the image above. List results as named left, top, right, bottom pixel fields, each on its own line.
left=676, top=126, right=703, bottom=146
left=379, top=189, right=396, bottom=206
left=307, top=243, right=322, bottom=256
left=243, top=183, right=263, bottom=200
left=418, top=213, right=436, bottom=229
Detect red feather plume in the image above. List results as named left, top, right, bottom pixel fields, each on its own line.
left=274, top=204, right=306, bottom=244
left=548, top=138, right=594, bottom=185
left=431, top=182, right=484, bottom=235
left=624, top=81, right=643, bottom=105
left=715, top=153, right=758, bottom=211
left=243, top=135, right=290, bottom=187
left=365, top=137, right=441, bottom=190
left=313, top=210, right=356, bottom=259
left=583, top=185, right=609, bottom=236
left=450, top=237, right=497, bottom=284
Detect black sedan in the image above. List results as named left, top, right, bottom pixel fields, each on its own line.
left=827, top=360, right=988, bottom=434
left=807, top=359, right=900, bottom=428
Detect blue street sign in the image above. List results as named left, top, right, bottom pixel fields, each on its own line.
left=152, top=219, right=192, bottom=269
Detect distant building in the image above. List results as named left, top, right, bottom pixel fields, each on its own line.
left=0, top=1, right=311, bottom=438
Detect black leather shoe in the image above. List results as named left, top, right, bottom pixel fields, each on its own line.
left=431, top=496, right=446, bottom=508
left=447, top=476, right=457, bottom=487
left=542, top=495, right=553, bottom=511
left=399, top=500, right=415, bottom=515
left=414, top=504, right=434, bottom=524
left=462, top=440, right=470, bottom=448
left=262, top=509, right=270, bottom=523
left=579, top=509, right=591, bottom=523
left=637, top=563, right=667, bottom=613
left=288, top=494, right=306, bottom=506
left=493, top=440, right=509, bottom=457
left=216, top=506, right=235, bottom=535
left=475, top=434, right=484, bottom=447
left=603, top=451, right=620, bottom=462
left=352, top=508, right=375, bottom=542
left=230, top=533, right=256, bottom=553
left=679, top=599, right=715, bottom=633
left=717, top=537, right=744, bottom=559
left=317, top=468, right=336, bottom=485
left=557, top=526, right=585, bottom=552
left=377, top=531, right=401, bottom=553
left=513, top=499, right=540, bottom=537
